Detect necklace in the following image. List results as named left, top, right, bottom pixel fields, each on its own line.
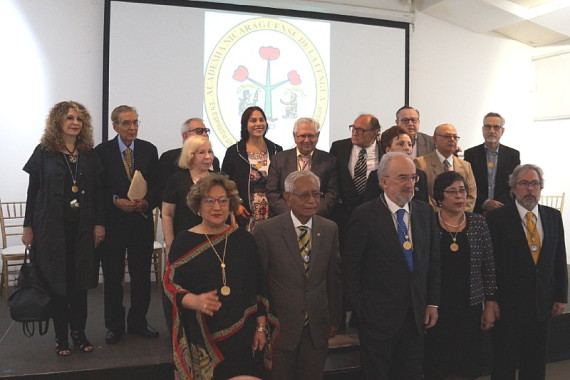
left=522, top=214, right=540, bottom=252
left=380, top=194, right=413, bottom=250
left=438, top=212, right=465, bottom=252
left=63, top=152, right=79, bottom=193
left=190, top=169, right=208, bottom=184
left=64, top=144, right=78, bottom=163
left=203, top=224, right=231, bottom=296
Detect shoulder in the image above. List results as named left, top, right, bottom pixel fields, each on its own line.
left=160, top=148, right=180, bottom=160
left=264, top=138, right=283, bottom=154
left=411, top=199, right=434, bottom=214
left=314, top=149, right=336, bottom=162
left=272, top=148, right=295, bottom=162
left=330, top=138, right=351, bottom=150
left=313, top=215, right=338, bottom=230
left=500, top=144, right=520, bottom=156
left=135, top=138, right=157, bottom=151
left=463, top=144, right=484, bottom=157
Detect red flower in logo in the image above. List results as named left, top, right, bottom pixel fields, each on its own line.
left=233, top=66, right=248, bottom=82
left=259, top=46, right=280, bottom=60
left=288, top=70, right=301, bottom=85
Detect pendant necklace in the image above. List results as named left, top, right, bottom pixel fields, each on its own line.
left=64, top=144, right=78, bottom=163
left=203, top=224, right=231, bottom=296
left=63, top=152, right=79, bottom=194
left=381, top=194, right=413, bottom=250
left=522, top=217, right=540, bottom=252
left=439, top=212, right=465, bottom=252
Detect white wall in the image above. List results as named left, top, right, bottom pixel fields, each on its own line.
left=1, top=1, right=569, bottom=252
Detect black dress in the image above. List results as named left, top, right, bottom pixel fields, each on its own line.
left=424, top=217, right=482, bottom=379
left=162, top=170, right=202, bottom=236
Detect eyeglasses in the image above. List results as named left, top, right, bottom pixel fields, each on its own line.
left=119, top=120, right=140, bottom=128
left=383, top=174, right=419, bottom=183
left=188, top=127, right=210, bottom=135
left=399, top=118, right=419, bottom=124
left=349, top=125, right=375, bottom=135
left=435, top=133, right=460, bottom=141
left=290, top=191, right=322, bottom=202
left=201, top=196, right=230, bottom=207
left=483, top=124, right=503, bottom=131
left=443, top=188, right=467, bottom=196
left=516, top=180, right=541, bottom=189
left=295, top=134, right=318, bottom=140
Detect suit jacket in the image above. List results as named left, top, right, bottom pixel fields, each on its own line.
left=343, top=198, right=440, bottom=340
left=329, top=138, right=380, bottom=240
left=266, top=148, right=339, bottom=218
left=95, top=136, right=160, bottom=241
left=253, top=214, right=342, bottom=350
left=486, top=203, right=568, bottom=324
left=415, top=151, right=477, bottom=212
left=415, top=132, right=436, bottom=158
left=158, top=147, right=220, bottom=200
left=463, top=143, right=520, bottom=213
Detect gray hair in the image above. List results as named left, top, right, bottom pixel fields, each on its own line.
left=180, top=117, right=204, bottom=134
left=483, top=112, right=505, bottom=126
left=377, top=151, right=414, bottom=179
left=284, top=170, right=321, bottom=192
left=509, top=164, right=544, bottom=190
left=293, top=117, right=320, bottom=135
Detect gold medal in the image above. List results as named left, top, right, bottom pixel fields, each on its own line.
left=403, top=241, right=412, bottom=250
left=72, top=185, right=79, bottom=193
left=221, top=286, right=231, bottom=296
left=487, top=161, right=494, bottom=168
left=450, top=243, right=459, bottom=252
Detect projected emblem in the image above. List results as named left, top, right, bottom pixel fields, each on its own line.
left=204, top=16, right=330, bottom=148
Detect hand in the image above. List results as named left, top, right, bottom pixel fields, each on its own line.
left=115, top=198, right=139, bottom=213
left=22, top=227, right=34, bottom=248
left=483, top=200, right=504, bottom=212
left=552, top=302, right=566, bottom=316
left=424, top=306, right=438, bottom=329
left=132, top=199, right=148, bottom=212
left=252, top=329, right=267, bottom=351
left=181, top=289, right=222, bottom=317
left=480, top=301, right=499, bottom=331
left=329, top=325, right=339, bottom=338
left=93, top=225, right=105, bottom=248
left=235, top=205, right=250, bottom=221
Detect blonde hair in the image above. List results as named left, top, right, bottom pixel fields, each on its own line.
left=40, top=101, right=94, bottom=152
left=178, top=135, right=210, bottom=169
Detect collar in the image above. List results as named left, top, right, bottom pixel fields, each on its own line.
left=296, top=147, right=314, bottom=158
left=384, top=194, right=410, bottom=215
left=353, top=140, right=377, bottom=154
left=290, top=211, right=313, bottom=230
left=435, top=149, right=452, bottom=165
left=117, top=136, right=134, bottom=153
left=515, top=200, right=539, bottom=220
left=484, top=144, right=500, bottom=154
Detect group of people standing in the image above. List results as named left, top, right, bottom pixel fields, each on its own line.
left=20, top=101, right=567, bottom=380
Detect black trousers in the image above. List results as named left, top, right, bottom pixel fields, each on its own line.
left=99, top=216, right=153, bottom=333
left=491, top=315, right=549, bottom=380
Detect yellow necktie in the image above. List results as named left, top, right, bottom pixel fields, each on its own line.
left=525, top=211, right=541, bottom=265
left=123, top=147, right=133, bottom=181
left=298, top=225, right=311, bottom=275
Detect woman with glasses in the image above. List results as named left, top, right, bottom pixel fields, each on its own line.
left=363, top=126, right=428, bottom=202
left=22, top=101, right=105, bottom=356
left=163, top=174, right=274, bottom=379
left=423, top=171, right=499, bottom=379
left=222, top=106, right=282, bottom=231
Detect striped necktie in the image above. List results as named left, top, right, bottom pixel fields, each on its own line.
left=353, top=148, right=367, bottom=195
left=298, top=225, right=311, bottom=275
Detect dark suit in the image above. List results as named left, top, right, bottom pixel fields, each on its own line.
left=487, top=202, right=567, bottom=379
left=414, top=132, right=435, bottom=158
left=463, top=143, right=520, bottom=213
left=95, top=136, right=160, bottom=333
left=329, top=138, right=380, bottom=242
left=266, top=148, right=339, bottom=218
left=343, top=198, right=440, bottom=378
left=158, top=147, right=220, bottom=199
left=254, top=214, right=342, bottom=379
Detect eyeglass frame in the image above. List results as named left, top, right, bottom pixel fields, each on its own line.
left=382, top=174, right=420, bottom=184
left=435, top=133, right=460, bottom=141
left=399, top=117, right=419, bottom=124
left=516, top=180, right=541, bottom=189
left=118, top=120, right=141, bottom=128
left=295, top=133, right=319, bottom=140
left=187, top=127, right=210, bottom=135
left=288, top=191, right=323, bottom=202
left=483, top=124, right=503, bottom=131
left=201, top=196, right=230, bottom=207
left=349, top=124, right=376, bottom=135
left=443, top=188, right=467, bottom=196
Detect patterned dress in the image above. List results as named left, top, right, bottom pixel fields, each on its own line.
left=247, top=151, right=270, bottom=232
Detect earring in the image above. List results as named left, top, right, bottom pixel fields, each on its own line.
left=198, top=211, right=201, bottom=216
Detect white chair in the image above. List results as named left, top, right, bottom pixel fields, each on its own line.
left=0, top=200, right=27, bottom=301
left=540, top=192, right=565, bottom=213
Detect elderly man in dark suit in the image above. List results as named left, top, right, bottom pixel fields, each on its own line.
left=266, top=117, right=339, bottom=218
left=95, top=105, right=160, bottom=344
left=254, top=170, right=342, bottom=379
left=463, top=112, right=520, bottom=214
left=343, top=152, right=441, bottom=379
left=487, top=164, right=567, bottom=379
left=158, top=118, right=220, bottom=197
left=396, top=106, right=435, bottom=159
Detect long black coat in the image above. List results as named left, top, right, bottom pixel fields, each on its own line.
left=23, top=145, right=105, bottom=295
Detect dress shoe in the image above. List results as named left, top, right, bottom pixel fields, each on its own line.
left=105, top=330, right=124, bottom=344
left=127, top=324, right=159, bottom=339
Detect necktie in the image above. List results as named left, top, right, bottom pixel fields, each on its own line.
left=443, top=159, right=451, bottom=172
left=353, top=148, right=367, bottom=195
left=396, top=209, right=414, bottom=272
left=298, top=225, right=311, bottom=275
left=123, top=147, right=133, bottom=181
left=299, top=155, right=310, bottom=171
left=525, top=211, right=541, bottom=265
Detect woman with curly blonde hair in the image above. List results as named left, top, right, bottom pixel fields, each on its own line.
left=22, top=101, right=105, bottom=356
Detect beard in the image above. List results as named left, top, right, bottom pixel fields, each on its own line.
left=517, top=194, right=538, bottom=210
left=394, top=188, right=414, bottom=206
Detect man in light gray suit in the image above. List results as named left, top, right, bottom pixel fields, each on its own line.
left=254, top=170, right=342, bottom=379
left=396, top=106, right=435, bottom=158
